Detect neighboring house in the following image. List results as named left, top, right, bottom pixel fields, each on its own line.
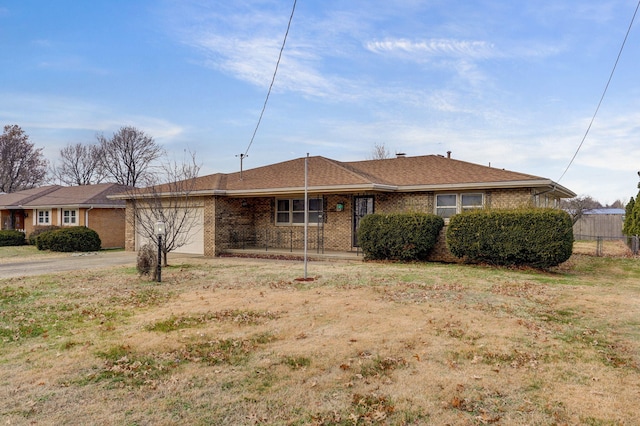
left=573, top=208, right=625, bottom=240
left=117, top=154, right=576, bottom=260
left=0, top=183, right=130, bottom=248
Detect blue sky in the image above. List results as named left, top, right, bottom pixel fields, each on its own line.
left=1, top=0, right=639, bottom=204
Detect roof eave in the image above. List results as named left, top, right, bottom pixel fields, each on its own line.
left=398, top=180, right=576, bottom=198
left=21, top=204, right=125, bottom=209
left=224, top=184, right=398, bottom=197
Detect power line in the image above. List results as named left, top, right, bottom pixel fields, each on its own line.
left=242, top=0, right=298, bottom=159
left=557, top=0, right=640, bottom=184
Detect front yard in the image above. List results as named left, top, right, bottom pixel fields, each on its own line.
left=1, top=247, right=639, bottom=425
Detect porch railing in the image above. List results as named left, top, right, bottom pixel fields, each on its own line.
left=228, top=227, right=325, bottom=253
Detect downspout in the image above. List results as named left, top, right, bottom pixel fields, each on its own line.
left=85, top=206, right=94, bottom=227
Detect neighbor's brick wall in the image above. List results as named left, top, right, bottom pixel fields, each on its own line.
left=88, top=208, right=126, bottom=248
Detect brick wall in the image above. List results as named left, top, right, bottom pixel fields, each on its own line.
left=88, top=208, right=126, bottom=248
left=125, top=201, right=136, bottom=251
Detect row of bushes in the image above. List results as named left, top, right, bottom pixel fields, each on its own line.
left=358, top=208, right=573, bottom=268
left=0, top=226, right=101, bottom=252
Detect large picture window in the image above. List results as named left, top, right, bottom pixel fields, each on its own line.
left=62, top=209, right=78, bottom=225
left=276, top=198, right=323, bottom=225
left=436, top=193, right=484, bottom=218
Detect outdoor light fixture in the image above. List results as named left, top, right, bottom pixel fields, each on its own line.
left=155, top=221, right=165, bottom=282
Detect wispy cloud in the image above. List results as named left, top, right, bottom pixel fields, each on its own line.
left=365, top=38, right=496, bottom=59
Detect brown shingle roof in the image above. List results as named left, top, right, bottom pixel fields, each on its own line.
left=9, top=183, right=131, bottom=208
left=0, top=185, right=61, bottom=208
left=122, top=154, right=575, bottom=198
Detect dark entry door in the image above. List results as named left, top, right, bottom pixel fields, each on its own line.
left=353, top=196, right=374, bottom=247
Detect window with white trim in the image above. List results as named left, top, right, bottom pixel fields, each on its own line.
left=276, top=198, right=323, bottom=225
left=436, top=193, right=484, bottom=218
left=62, top=209, right=78, bottom=225
left=37, top=210, right=51, bottom=225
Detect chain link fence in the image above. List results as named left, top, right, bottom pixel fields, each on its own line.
left=573, top=235, right=638, bottom=257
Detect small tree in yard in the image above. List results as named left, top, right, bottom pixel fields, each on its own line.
left=127, top=151, right=201, bottom=266
left=136, top=243, right=158, bottom=280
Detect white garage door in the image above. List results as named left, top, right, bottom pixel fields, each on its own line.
left=135, top=207, right=204, bottom=255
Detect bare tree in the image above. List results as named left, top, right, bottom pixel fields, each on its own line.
left=369, top=142, right=391, bottom=160
left=51, top=142, right=106, bottom=185
left=561, top=195, right=602, bottom=224
left=97, top=126, right=164, bottom=187
left=127, top=151, right=201, bottom=266
left=0, top=124, right=48, bottom=193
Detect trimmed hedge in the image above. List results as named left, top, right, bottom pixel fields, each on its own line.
left=28, top=226, right=60, bottom=245
left=446, top=208, right=573, bottom=268
left=36, top=227, right=101, bottom=252
left=0, top=230, right=26, bottom=247
left=357, top=212, right=444, bottom=261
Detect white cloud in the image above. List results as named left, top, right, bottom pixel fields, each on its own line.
left=365, top=38, right=496, bottom=59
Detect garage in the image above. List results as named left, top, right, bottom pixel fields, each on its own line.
left=135, top=206, right=204, bottom=255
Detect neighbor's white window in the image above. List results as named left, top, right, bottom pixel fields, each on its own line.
left=62, top=209, right=78, bottom=225
left=276, top=198, right=323, bottom=225
left=436, top=193, right=484, bottom=218
left=37, top=210, right=51, bottom=225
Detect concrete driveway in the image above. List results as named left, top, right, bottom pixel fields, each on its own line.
left=0, top=251, right=138, bottom=279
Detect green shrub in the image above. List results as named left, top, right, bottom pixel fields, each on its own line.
left=446, top=208, right=573, bottom=268
left=357, top=213, right=444, bottom=261
left=28, top=226, right=60, bottom=245
left=0, top=230, right=26, bottom=246
left=35, top=227, right=101, bottom=252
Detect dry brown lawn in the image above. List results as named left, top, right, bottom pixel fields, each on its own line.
left=1, top=250, right=639, bottom=425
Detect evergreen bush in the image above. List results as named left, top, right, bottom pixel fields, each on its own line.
left=35, top=227, right=101, bottom=252
left=0, top=230, right=26, bottom=246
left=28, top=226, right=60, bottom=245
left=446, top=208, right=573, bottom=268
left=357, top=212, right=444, bottom=261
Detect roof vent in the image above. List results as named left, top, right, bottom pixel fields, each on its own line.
left=447, top=151, right=452, bottom=159
left=396, top=152, right=406, bottom=158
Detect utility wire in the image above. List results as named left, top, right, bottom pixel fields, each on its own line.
left=243, top=0, right=298, bottom=159
left=557, top=0, right=640, bottom=184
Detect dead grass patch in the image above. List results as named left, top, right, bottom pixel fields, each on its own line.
left=1, top=255, right=640, bottom=424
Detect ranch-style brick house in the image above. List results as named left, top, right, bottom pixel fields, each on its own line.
left=117, top=153, right=576, bottom=260
left=0, top=183, right=130, bottom=248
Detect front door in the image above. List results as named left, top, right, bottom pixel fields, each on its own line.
left=353, top=196, right=374, bottom=247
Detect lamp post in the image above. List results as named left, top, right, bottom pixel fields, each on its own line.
left=154, top=221, right=165, bottom=283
